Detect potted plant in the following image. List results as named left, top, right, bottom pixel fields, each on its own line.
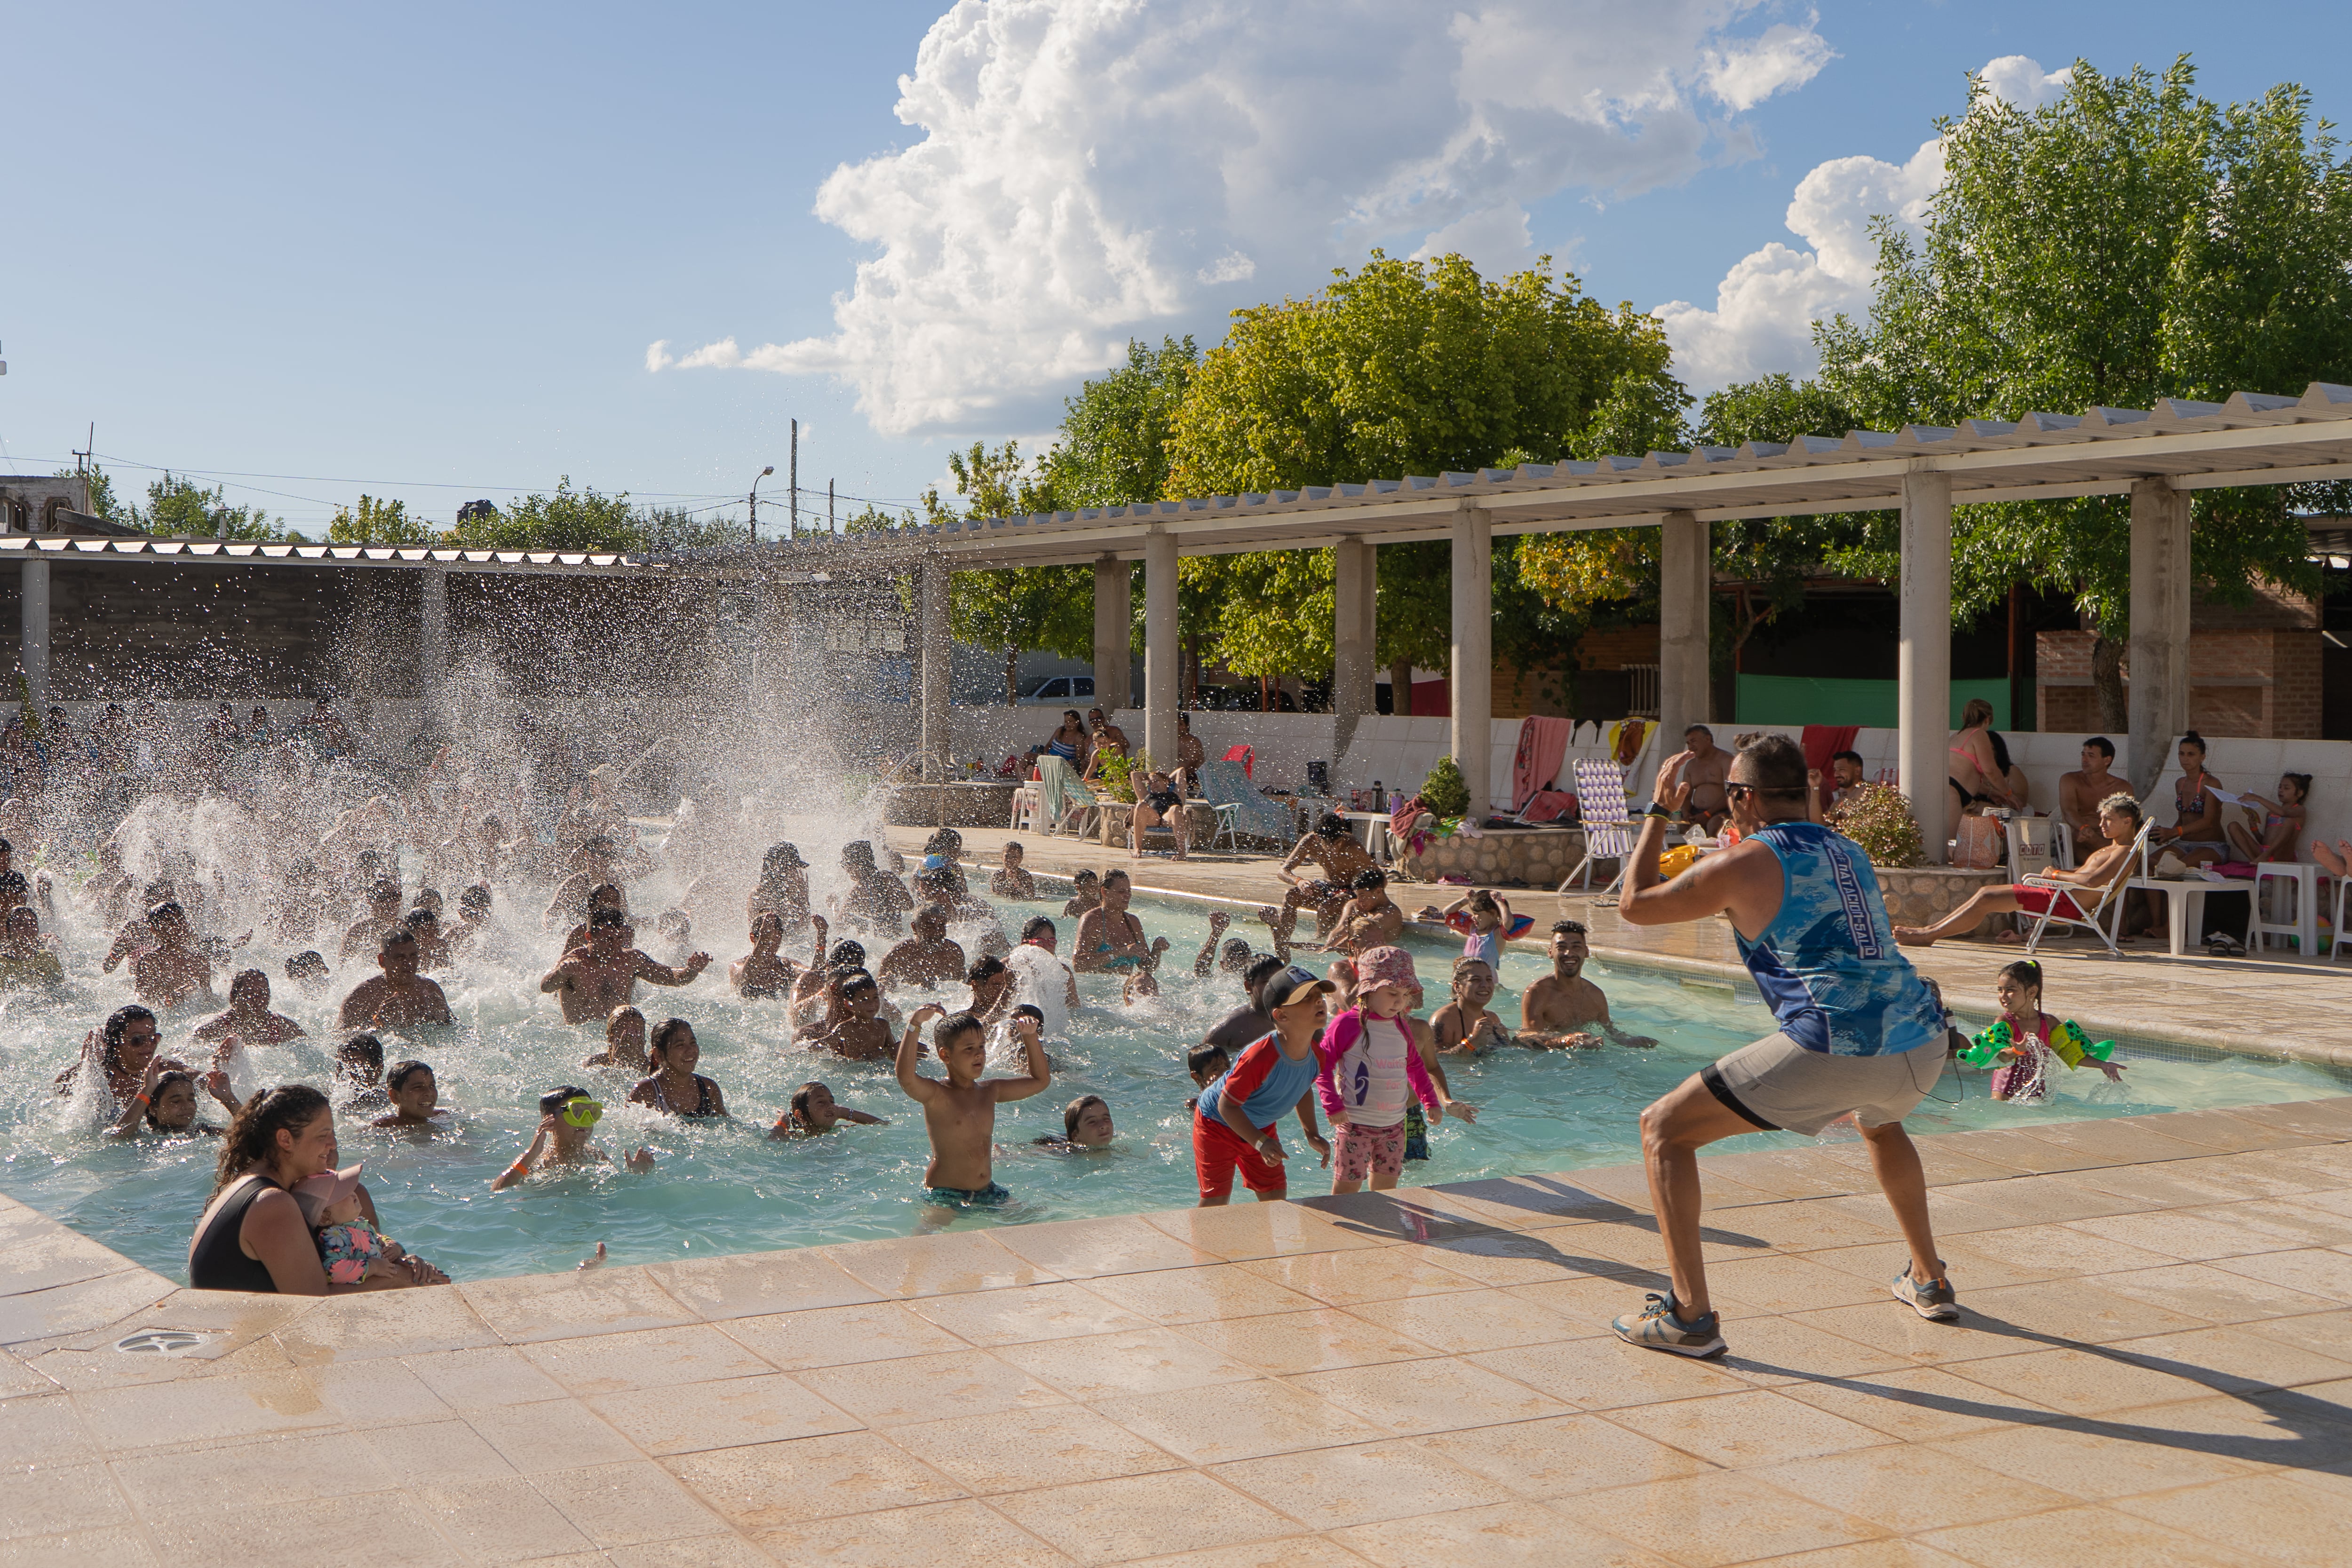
left=1837, top=783, right=1926, bottom=867
left=1419, top=756, right=1470, bottom=819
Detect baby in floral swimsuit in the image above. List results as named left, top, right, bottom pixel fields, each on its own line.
left=292, top=1163, right=408, bottom=1285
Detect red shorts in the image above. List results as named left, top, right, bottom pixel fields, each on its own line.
left=1193, top=1113, right=1286, bottom=1200
left=2011, top=885, right=2087, bottom=920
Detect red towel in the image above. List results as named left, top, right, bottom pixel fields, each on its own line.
left=1802, top=724, right=1859, bottom=814
left=1510, top=716, right=1574, bottom=811
left=1519, top=789, right=1576, bottom=823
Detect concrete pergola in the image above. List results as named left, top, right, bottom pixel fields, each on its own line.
left=774, top=382, right=2352, bottom=860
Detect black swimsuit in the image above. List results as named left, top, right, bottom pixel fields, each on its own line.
left=645, top=1073, right=721, bottom=1118
left=188, top=1173, right=282, bottom=1293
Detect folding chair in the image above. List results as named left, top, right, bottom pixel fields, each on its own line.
left=1559, top=759, right=1636, bottom=894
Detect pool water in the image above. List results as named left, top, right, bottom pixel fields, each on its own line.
left=3, top=884, right=2342, bottom=1285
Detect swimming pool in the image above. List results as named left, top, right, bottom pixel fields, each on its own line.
left=3, top=884, right=2342, bottom=1285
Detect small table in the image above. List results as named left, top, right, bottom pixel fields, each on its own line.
left=1339, top=810, right=1393, bottom=863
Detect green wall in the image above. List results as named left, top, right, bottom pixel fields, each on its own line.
left=1735, top=674, right=2011, bottom=731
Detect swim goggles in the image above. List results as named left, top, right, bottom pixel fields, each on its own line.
left=561, top=1097, right=603, bottom=1128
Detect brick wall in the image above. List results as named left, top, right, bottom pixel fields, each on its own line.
left=2034, top=628, right=2323, bottom=738
left=1573, top=625, right=1661, bottom=670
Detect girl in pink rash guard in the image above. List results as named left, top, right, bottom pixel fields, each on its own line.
left=1314, top=946, right=1475, bottom=1193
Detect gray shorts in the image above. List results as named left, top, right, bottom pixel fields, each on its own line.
left=1701, top=1032, right=1946, bottom=1137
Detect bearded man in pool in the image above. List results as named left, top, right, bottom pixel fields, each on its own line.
left=1516, top=920, right=1655, bottom=1049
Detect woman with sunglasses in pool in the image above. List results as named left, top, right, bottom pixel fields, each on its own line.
left=489, top=1085, right=656, bottom=1189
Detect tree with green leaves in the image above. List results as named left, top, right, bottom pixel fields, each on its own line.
left=444, top=478, right=643, bottom=552
left=130, top=473, right=292, bottom=540
left=1162, top=250, right=1684, bottom=704
left=924, top=441, right=1094, bottom=702
left=328, top=494, right=432, bottom=545
left=1812, top=56, right=2352, bottom=723
left=1046, top=336, right=1196, bottom=507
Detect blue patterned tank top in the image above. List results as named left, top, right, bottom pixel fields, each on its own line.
left=1733, top=821, right=1943, bottom=1058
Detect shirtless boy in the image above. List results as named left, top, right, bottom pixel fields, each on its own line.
left=340, top=928, right=456, bottom=1031
left=896, top=1002, right=1051, bottom=1219
left=540, top=909, right=711, bottom=1025
left=991, top=841, right=1037, bottom=898
left=1518, top=919, right=1657, bottom=1047
left=1276, top=815, right=1379, bottom=940
left=132, top=902, right=216, bottom=1013
left=730, top=911, right=797, bottom=998
left=1320, top=869, right=1404, bottom=955
left=800, top=969, right=895, bottom=1060
left=877, top=905, right=967, bottom=990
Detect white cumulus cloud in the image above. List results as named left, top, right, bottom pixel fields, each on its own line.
left=651, top=0, right=1837, bottom=436
left=1657, top=54, right=2074, bottom=393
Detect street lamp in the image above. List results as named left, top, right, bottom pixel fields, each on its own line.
left=748, top=465, right=775, bottom=543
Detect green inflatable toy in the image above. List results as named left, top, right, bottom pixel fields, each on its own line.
left=1957, top=1016, right=2114, bottom=1071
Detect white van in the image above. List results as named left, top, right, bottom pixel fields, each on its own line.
left=1016, top=674, right=1096, bottom=706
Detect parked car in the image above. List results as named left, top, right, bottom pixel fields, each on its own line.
left=1015, top=674, right=1096, bottom=706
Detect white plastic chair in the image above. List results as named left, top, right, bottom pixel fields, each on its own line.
left=1560, top=759, right=1636, bottom=894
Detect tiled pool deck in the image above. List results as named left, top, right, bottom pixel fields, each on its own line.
left=8, top=1097, right=2352, bottom=1566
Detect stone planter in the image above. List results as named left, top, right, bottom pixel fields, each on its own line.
left=883, top=782, right=1020, bottom=828
left=1874, top=865, right=2009, bottom=936
left=1399, top=827, right=1588, bottom=889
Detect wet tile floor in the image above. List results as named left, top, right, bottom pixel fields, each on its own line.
left=7, top=1097, right=2352, bottom=1565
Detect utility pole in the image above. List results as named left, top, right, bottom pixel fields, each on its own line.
left=72, top=423, right=93, bottom=514
left=748, top=465, right=774, bottom=543
left=828, top=478, right=835, bottom=534
left=787, top=420, right=798, bottom=540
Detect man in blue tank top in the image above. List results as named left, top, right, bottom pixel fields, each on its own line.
left=1610, top=735, right=1958, bottom=1356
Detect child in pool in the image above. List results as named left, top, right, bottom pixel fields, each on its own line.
left=991, top=841, right=1037, bottom=899
left=1441, top=889, right=1532, bottom=967
left=1034, top=1093, right=1114, bottom=1151
left=1981, top=959, right=2128, bottom=1104
left=292, top=1163, right=411, bottom=1286
left=490, top=1085, right=656, bottom=1188
left=769, top=1080, right=889, bottom=1138
left=1315, top=947, right=1477, bottom=1194
left=371, top=1060, right=456, bottom=1128
left=583, top=1005, right=649, bottom=1072
left=1184, top=1042, right=1231, bottom=1116
left=896, top=1004, right=1051, bottom=1216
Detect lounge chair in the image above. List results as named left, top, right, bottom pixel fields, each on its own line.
left=1560, top=759, right=1637, bottom=894
left=1035, top=756, right=1098, bottom=840
left=1199, top=758, right=1295, bottom=850
left=2022, top=816, right=2153, bottom=956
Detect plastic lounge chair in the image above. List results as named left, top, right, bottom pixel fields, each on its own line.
left=1560, top=759, right=1636, bottom=894
left=1198, top=758, right=1295, bottom=849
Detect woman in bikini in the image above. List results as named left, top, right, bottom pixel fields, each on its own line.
left=1944, top=698, right=2013, bottom=815
left=2155, top=731, right=2232, bottom=867
left=1041, top=710, right=1088, bottom=768
left=627, top=1017, right=728, bottom=1119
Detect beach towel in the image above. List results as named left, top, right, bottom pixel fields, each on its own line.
left=1607, top=719, right=1649, bottom=768
left=1199, top=758, right=1295, bottom=847
left=1801, top=724, right=1859, bottom=814
left=1519, top=789, right=1576, bottom=824
left=1037, top=756, right=1095, bottom=835
left=1510, top=716, right=1573, bottom=811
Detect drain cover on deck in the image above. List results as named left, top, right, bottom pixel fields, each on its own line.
left=113, top=1330, right=213, bottom=1356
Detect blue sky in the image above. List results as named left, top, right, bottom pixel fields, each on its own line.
left=2, top=2, right=2347, bottom=536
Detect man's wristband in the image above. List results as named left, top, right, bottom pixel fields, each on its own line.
left=1644, top=803, right=1676, bottom=820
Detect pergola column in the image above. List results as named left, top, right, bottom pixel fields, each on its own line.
left=916, top=554, right=951, bottom=781
left=19, top=561, right=48, bottom=714
left=1333, top=535, right=1375, bottom=756
left=1449, top=505, right=1493, bottom=821
left=2129, top=477, right=2191, bottom=797
left=1657, top=509, right=1710, bottom=753
left=1898, top=469, right=1954, bottom=862
left=418, top=566, right=449, bottom=734
left=1092, top=554, right=1131, bottom=710
left=1143, top=529, right=1179, bottom=768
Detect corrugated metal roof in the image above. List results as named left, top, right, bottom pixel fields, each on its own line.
left=773, top=380, right=2352, bottom=568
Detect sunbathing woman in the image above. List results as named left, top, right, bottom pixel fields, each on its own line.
left=1896, top=794, right=2143, bottom=946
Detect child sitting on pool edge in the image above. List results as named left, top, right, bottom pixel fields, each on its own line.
left=1034, top=1093, right=1113, bottom=1151
left=490, top=1085, right=656, bottom=1189
left=897, top=1002, right=1051, bottom=1218
left=769, top=1080, right=889, bottom=1138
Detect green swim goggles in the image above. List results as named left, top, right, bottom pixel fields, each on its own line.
left=561, top=1097, right=603, bottom=1128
